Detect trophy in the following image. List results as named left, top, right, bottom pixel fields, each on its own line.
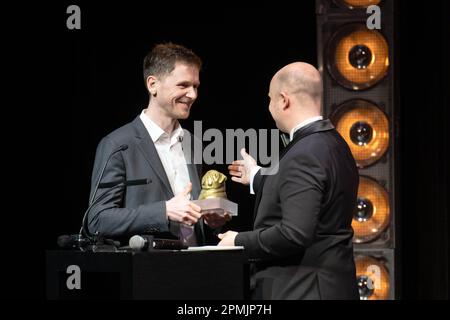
left=192, top=170, right=238, bottom=216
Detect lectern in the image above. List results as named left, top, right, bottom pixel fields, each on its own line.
left=46, top=248, right=248, bottom=300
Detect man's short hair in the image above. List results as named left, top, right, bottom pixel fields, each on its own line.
left=143, top=42, right=202, bottom=84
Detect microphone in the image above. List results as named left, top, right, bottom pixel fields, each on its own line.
left=80, top=143, right=128, bottom=240
left=56, top=144, right=129, bottom=251
left=57, top=234, right=91, bottom=249
left=57, top=233, right=120, bottom=252
left=89, top=144, right=129, bottom=205
left=80, top=177, right=150, bottom=245
left=129, top=235, right=153, bottom=250
left=129, top=235, right=187, bottom=251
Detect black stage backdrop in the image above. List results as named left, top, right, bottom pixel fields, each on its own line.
left=397, top=1, right=448, bottom=299
left=35, top=1, right=447, bottom=299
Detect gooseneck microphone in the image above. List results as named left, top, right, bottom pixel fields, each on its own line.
left=89, top=144, right=129, bottom=205
left=57, top=143, right=151, bottom=251
left=80, top=144, right=129, bottom=240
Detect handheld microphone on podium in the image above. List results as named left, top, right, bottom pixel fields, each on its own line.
left=129, top=235, right=153, bottom=250
left=129, top=235, right=188, bottom=251
left=80, top=144, right=128, bottom=240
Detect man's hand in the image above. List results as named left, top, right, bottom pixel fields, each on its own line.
left=203, top=211, right=232, bottom=229
left=228, top=148, right=257, bottom=186
left=217, top=231, right=238, bottom=246
left=166, top=182, right=202, bottom=226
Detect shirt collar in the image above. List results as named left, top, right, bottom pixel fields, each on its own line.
left=289, top=116, right=323, bottom=141
left=139, top=109, right=184, bottom=143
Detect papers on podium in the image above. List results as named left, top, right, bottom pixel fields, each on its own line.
left=184, top=246, right=244, bottom=251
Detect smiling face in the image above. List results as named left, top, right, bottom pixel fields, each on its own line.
left=151, top=62, right=200, bottom=120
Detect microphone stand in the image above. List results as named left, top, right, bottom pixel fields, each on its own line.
left=81, top=179, right=151, bottom=242
left=58, top=145, right=152, bottom=252
left=79, top=179, right=150, bottom=252
left=77, top=144, right=128, bottom=252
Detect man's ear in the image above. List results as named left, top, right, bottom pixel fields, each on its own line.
left=280, top=91, right=290, bottom=111
left=146, top=75, right=158, bottom=97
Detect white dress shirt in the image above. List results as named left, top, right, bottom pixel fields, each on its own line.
left=249, top=116, right=323, bottom=194
left=140, top=110, right=191, bottom=198
left=140, top=110, right=197, bottom=246
left=288, top=116, right=323, bottom=142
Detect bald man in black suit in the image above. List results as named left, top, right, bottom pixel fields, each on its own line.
left=222, top=62, right=359, bottom=300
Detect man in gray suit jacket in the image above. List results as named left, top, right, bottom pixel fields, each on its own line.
left=222, top=62, right=359, bottom=299
left=86, top=43, right=229, bottom=245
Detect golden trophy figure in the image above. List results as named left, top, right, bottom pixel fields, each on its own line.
left=193, top=170, right=238, bottom=216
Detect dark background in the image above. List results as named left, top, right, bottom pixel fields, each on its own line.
left=33, top=1, right=448, bottom=299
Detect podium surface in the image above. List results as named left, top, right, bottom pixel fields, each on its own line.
left=46, top=248, right=248, bottom=300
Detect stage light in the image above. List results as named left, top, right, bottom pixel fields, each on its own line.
left=331, top=99, right=389, bottom=168
left=352, top=176, right=390, bottom=243
left=326, top=23, right=389, bottom=90
left=355, top=255, right=390, bottom=300
left=317, top=0, right=397, bottom=299
left=334, top=0, right=382, bottom=9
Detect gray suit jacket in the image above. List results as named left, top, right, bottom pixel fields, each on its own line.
left=87, top=116, right=209, bottom=244
left=235, top=120, right=359, bottom=300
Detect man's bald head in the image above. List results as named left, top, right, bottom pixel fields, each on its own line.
left=271, top=62, right=323, bottom=113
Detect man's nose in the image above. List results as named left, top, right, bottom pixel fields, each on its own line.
left=185, top=87, right=197, bottom=100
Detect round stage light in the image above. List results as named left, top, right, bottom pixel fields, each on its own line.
left=355, top=255, right=390, bottom=300
left=326, top=23, right=389, bottom=90
left=352, top=176, right=390, bottom=243
left=335, top=0, right=382, bottom=9
left=331, top=99, right=389, bottom=168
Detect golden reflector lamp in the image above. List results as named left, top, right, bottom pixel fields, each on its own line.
left=355, top=255, right=390, bottom=300
left=352, top=176, right=390, bottom=243
left=326, top=23, right=389, bottom=90
left=335, top=0, right=382, bottom=9
left=331, top=99, right=389, bottom=168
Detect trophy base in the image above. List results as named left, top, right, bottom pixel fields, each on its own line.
left=192, top=198, right=238, bottom=216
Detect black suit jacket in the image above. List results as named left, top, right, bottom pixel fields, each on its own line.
left=87, top=116, right=213, bottom=245
left=235, top=119, right=359, bottom=300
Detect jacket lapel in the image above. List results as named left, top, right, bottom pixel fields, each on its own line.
left=132, top=117, right=174, bottom=197
left=187, top=163, right=201, bottom=200
left=132, top=116, right=206, bottom=243
left=252, top=119, right=335, bottom=221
